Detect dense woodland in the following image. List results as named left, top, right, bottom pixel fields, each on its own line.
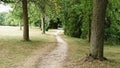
left=0, top=0, right=120, bottom=61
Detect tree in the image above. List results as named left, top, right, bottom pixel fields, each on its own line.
left=41, top=7, right=46, bottom=34
left=89, top=0, right=108, bottom=60
left=57, top=0, right=83, bottom=38
left=31, top=0, right=58, bottom=34
left=22, top=0, right=29, bottom=41
left=1, top=0, right=30, bottom=41
left=31, top=0, right=49, bottom=34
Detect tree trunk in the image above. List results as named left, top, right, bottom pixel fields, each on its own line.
left=19, top=22, right=22, bottom=30
left=41, top=14, right=45, bottom=34
left=22, top=0, right=29, bottom=41
left=90, top=0, right=108, bottom=60
left=88, top=15, right=91, bottom=43
left=41, top=15, right=43, bottom=30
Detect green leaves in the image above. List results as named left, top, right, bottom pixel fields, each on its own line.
left=0, top=13, right=6, bottom=25
left=1, top=0, right=120, bottom=43
left=105, top=0, right=120, bottom=43
left=1, top=0, right=17, bottom=3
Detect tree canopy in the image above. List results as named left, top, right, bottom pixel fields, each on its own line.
left=0, top=0, right=120, bottom=44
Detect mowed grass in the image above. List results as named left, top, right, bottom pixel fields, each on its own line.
left=0, top=26, right=57, bottom=68
left=62, top=35, right=120, bottom=68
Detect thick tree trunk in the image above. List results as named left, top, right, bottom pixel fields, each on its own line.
left=22, top=0, right=29, bottom=41
left=90, top=0, right=108, bottom=60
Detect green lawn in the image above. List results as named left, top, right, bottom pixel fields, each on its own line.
left=0, top=26, right=57, bottom=68
left=62, top=35, right=120, bottom=68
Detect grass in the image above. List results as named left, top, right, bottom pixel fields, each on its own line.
left=62, top=35, right=120, bottom=68
left=0, top=26, right=57, bottom=68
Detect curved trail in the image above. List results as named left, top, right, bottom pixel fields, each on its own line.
left=36, top=30, right=68, bottom=68
left=13, top=30, right=67, bottom=68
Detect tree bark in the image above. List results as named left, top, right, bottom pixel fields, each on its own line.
left=19, top=22, right=22, bottom=30
left=90, top=0, right=108, bottom=60
left=88, top=15, right=91, bottom=43
left=22, top=0, right=29, bottom=41
left=41, top=14, right=46, bottom=34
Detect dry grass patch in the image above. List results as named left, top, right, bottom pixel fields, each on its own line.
left=62, top=35, right=120, bottom=68
left=0, top=26, right=57, bottom=68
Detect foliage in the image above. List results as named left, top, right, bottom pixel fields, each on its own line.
left=28, top=2, right=41, bottom=26
left=1, top=0, right=120, bottom=43
left=0, top=13, right=6, bottom=25
left=56, top=0, right=84, bottom=38
left=55, top=0, right=119, bottom=43
left=105, top=0, right=120, bottom=43
left=1, top=1, right=41, bottom=26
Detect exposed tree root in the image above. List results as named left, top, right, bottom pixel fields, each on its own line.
left=80, top=54, right=108, bottom=64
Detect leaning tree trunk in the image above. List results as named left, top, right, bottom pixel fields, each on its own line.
left=22, top=0, right=29, bottom=41
left=90, top=0, right=108, bottom=60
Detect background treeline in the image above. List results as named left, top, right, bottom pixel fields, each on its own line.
left=0, top=0, right=120, bottom=44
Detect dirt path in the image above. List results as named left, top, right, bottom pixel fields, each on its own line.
left=13, top=30, right=68, bottom=68
left=36, top=30, right=68, bottom=68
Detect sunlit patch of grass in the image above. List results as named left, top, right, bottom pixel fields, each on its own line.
left=0, top=26, right=57, bottom=68
left=62, top=35, right=120, bottom=68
